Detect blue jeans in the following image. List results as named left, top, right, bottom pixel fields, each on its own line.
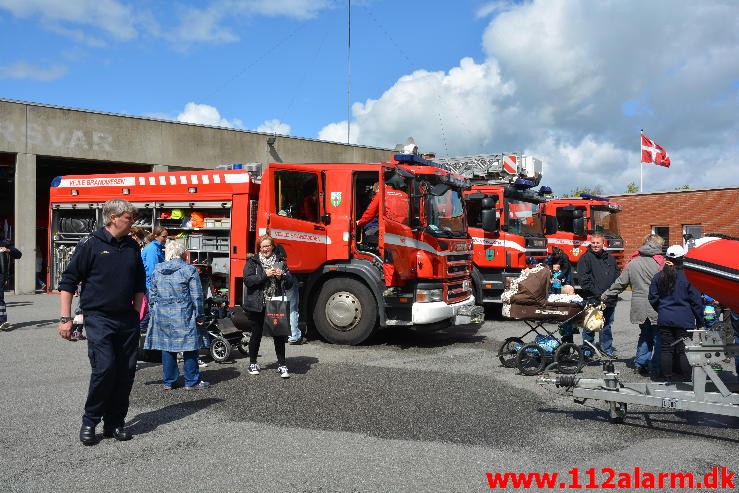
left=162, top=350, right=200, bottom=387
left=634, top=319, right=660, bottom=374
left=286, top=284, right=301, bottom=341
left=582, top=305, right=616, bottom=355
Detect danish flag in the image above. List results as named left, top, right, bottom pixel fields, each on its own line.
left=641, top=133, right=671, bottom=167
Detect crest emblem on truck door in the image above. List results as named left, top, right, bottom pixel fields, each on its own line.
left=485, top=249, right=495, bottom=261
left=331, top=191, right=342, bottom=207
left=572, top=247, right=580, bottom=257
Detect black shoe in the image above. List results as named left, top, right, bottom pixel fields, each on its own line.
left=103, top=426, right=133, bottom=441
left=79, top=425, right=98, bottom=445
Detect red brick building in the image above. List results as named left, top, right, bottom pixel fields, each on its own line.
left=608, top=187, right=738, bottom=257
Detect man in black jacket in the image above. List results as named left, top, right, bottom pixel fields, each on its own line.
left=58, top=199, right=146, bottom=445
left=578, top=233, right=619, bottom=358
left=0, top=234, right=22, bottom=331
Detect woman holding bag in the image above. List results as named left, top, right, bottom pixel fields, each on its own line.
left=243, top=234, right=294, bottom=378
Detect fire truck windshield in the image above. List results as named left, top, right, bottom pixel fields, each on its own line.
left=591, top=207, right=620, bottom=235
left=506, top=199, right=543, bottom=235
left=424, top=187, right=466, bottom=237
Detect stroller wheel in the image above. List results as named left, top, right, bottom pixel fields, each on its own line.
left=516, top=343, right=547, bottom=376
left=237, top=334, right=250, bottom=356
left=210, top=336, right=232, bottom=363
left=498, top=337, right=525, bottom=368
left=554, top=343, right=584, bottom=374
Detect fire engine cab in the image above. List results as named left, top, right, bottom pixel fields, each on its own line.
left=542, top=194, right=625, bottom=275
left=434, top=153, right=552, bottom=304
left=49, top=154, right=482, bottom=345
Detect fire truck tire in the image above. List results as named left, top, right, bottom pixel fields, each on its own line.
left=313, top=278, right=378, bottom=345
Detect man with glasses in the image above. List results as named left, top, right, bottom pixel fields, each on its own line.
left=58, top=199, right=146, bottom=445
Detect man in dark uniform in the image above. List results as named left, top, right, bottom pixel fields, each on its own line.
left=578, top=232, right=619, bottom=358
left=58, top=199, right=146, bottom=445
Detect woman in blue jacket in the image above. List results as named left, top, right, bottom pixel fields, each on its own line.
left=144, top=240, right=209, bottom=390
left=648, top=245, right=703, bottom=382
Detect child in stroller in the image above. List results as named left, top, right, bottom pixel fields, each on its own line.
left=499, top=263, right=598, bottom=375
left=202, top=295, right=249, bottom=363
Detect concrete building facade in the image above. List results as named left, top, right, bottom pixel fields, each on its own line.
left=608, top=187, right=739, bottom=257
left=0, top=98, right=391, bottom=294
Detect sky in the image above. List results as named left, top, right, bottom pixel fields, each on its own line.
left=0, top=0, right=737, bottom=196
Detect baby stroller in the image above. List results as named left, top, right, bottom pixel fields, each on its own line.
left=203, top=295, right=249, bottom=363
left=498, top=264, right=591, bottom=375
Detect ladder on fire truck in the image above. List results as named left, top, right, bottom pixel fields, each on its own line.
left=433, top=153, right=542, bottom=185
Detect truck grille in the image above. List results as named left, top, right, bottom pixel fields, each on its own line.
left=445, top=280, right=471, bottom=304
left=446, top=253, right=471, bottom=278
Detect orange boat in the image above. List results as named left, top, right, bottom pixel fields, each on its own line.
left=683, top=235, right=739, bottom=312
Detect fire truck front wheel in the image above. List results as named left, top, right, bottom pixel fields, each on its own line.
left=313, top=278, right=378, bottom=345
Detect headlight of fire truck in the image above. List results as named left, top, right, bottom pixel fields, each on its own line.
left=416, top=288, right=443, bottom=303
left=607, top=238, right=624, bottom=249
left=525, top=237, right=547, bottom=250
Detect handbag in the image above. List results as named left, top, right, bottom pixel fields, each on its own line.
left=263, top=295, right=291, bottom=337
left=581, top=303, right=606, bottom=332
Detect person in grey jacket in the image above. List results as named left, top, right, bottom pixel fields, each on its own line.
left=602, top=236, right=664, bottom=375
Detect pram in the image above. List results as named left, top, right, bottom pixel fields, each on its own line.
left=203, top=296, right=249, bottom=363
left=498, top=264, right=591, bottom=375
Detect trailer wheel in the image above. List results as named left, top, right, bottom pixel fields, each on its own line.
left=498, top=337, right=525, bottom=368
left=313, top=278, right=377, bottom=345
left=609, top=402, right=627, bottom=424
left=210, top=336, right=232, bottom=363
left=554, top=343, right=584, bottom=374
left=516, top=343, right=547, bottom=376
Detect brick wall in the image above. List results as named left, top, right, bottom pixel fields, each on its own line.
left=608, top=187, right=739, bottom=257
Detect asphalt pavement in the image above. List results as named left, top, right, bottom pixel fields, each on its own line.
left=1, top=292, right=737, bottom=492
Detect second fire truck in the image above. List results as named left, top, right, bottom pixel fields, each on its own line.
left=435, top=153, right=552, bottom=304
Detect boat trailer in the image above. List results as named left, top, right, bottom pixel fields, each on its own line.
left=539, top=329, right=739, bottom=423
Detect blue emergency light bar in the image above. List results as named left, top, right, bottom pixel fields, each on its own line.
left=513, top=178, right=537, bottom=189
left=579, top=193, right=609, bottom=202
left=393, top=153, right=437, bottom=167
left=538, top=185, right=552, bottom=195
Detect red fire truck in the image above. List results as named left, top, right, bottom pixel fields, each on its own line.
left=542, top=195, right=625, bottom=276
left=48, top=154, right=483, bottom=345
left=434, top=154, right=552, bottom=304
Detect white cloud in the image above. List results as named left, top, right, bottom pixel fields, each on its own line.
left=0, top=60, right=66, bottom=81
left=319, top=0, right=739, bottom=194
left=176, top=102, right=243, bottom=128
left=0, top=0, right=138, bottom=40
left=156, top=0, right=335, bottom=45
left=317, top=121, right=356, bottom=144
left=256, top=119, right=291, bottom=135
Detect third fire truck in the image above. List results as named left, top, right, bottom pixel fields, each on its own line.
left=48, top=153, right=483, bottom=345
left=542, top=194, right=625, bottom=276
left=435, top=153, right=552, bottom=304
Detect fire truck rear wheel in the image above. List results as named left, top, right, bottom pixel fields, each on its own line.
left=314, top=278, right=377, bottom=345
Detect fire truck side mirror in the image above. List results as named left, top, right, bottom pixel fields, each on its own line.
left=573, top=217, right=586, bottom=236
left=545, top=215, right=558, bottom=235
left=481, top=210, right=498, bottom=233
left=321, top=213, right=331, bottom=225
left=480, top=197, right=496, bottom=209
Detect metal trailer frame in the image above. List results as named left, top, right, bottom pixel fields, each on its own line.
left=540, top=329, right=739, bottom=422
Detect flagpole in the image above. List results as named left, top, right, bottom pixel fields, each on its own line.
left=640, top=129, right=644, bottom=192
